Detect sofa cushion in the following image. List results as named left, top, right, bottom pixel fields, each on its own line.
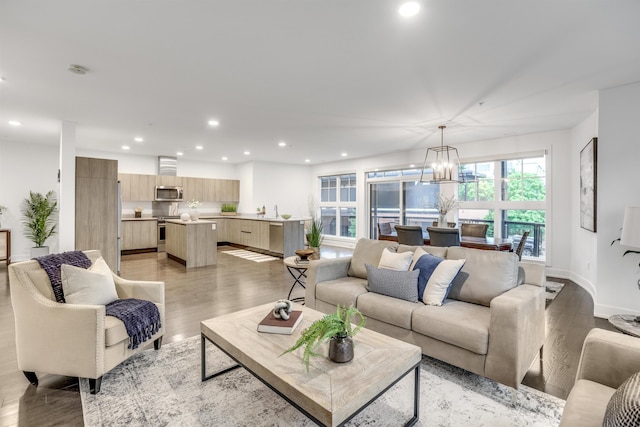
left=378, top=248, right=413, bottom=271
left=423, top=259, right=466, bottom=306
left=561, top=379, right=616, bottom=427
left=316, top=277, right=368, bottom=308
left=446, top=247, right=519, bottom=307
left=411, top=250, right=443, bottom=301
left=412, top=301, right=490, bottom=354
left=604, top=371, right=640, bottom=427
left=365, top=264, right=419, bottom=302
left=357, top=292, right=422, bottom=329
left=348, top=238, right=399, bottom=279
left=61, top=257, right=119, bottom=305
left=398, top=244, right=448, bottom=260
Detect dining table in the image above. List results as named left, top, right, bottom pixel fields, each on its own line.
left=378, top=232, right=513, bottom=252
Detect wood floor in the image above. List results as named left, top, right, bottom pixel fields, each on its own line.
left=0, top=246, right=616, bottom=426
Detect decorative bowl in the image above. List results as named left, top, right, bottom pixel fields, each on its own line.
left=295, top=248, right=315, bottom=260
left=281, top=214, right=292, bottom=220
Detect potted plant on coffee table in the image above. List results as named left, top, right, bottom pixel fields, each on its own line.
left=282, top=305, right=365, bottom=371
left=21, top=191, right=58, bottom=257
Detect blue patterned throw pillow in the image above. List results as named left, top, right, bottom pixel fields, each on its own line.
left=365, top=264, right=420, bottom=302
left=412, top=253, right=444, bottom=302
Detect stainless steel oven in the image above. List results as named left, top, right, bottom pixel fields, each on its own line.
left=157, top=220, right=166, bottom=252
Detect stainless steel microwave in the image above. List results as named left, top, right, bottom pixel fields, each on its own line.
left=155, top=186, right=183, bottom=201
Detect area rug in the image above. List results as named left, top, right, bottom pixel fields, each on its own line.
left=80, top=336, right=564, bottom=426
left=221, top=249, right=279, bottom=263
left=545, top=281, right=565, bottom=308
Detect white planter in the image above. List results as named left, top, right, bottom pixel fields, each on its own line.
left=30, top=246, right=49, bottom=258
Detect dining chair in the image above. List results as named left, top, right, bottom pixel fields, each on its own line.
left=460, top=223, right=489, bottom=238
left=431, top=221, right=457, bottom=228
left=394, top=225, right=424, bottom=246
left=427, top=226, right=461, bottom=247
left=377, top=222, right=394, bottom=236
left=515, top=230, right=531, bottom=260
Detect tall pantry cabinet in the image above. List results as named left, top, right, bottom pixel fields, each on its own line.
left=75, top=157, right=119, bottom=271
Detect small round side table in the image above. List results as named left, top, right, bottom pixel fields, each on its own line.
left=608, top=314, right=640, bottom=338
left=283, top=256, right=308, bottom=304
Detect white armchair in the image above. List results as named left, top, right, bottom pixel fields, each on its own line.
left=8, top=250, right=165, bottom=394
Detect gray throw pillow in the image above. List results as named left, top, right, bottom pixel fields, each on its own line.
left=604, top=371, right=640, bottom=427
left=365, top=264, right=419, bottom=303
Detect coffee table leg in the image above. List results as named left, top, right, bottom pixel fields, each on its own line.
left=408, top=364, right=420, bottom=426
left=201, top=334, right=241, bottom=381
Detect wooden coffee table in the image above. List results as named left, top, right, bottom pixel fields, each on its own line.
left=201, top=303, right=422, bottom=426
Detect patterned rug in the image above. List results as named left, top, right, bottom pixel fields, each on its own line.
left=80, top=336, right=564, bottom=426
left=545, top=281, right=565, bottom=308
left=221, top=249, right=279, bottom=263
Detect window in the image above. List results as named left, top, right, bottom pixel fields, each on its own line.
left=319, top=174, right=357, bottom=238
left=459, top=155, right=546, bottom=260
left=367, top=168, right=441, bottom=238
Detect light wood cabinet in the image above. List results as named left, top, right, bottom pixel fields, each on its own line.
left=76, top=157, right=119, bottom=271
left=156, top=175, right=184, bottom=187
left=119, top=173, right=155, bottom=202
left=166, top=221, right=217, bottom=268
left=213, top=218, right=227, bottom=242
left=121, top=220, right=158, bottom=251
left=183, top=177, right=205, bottom=202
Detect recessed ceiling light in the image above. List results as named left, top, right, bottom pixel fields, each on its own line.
left=221, top=156, right=228, bottom=161
left=341, top=152, right=348, bottom=157
left=278, top=141, right=287, bottom=147
left=0, top=77, right=6, bottom=82
left=122, top=145, right=130, bottom=150
left=134, top=137, right=144, bottom=142
left=409, top=164, right=416, bottom=168
left=243, top=151, right=251, bottom=155
left=8, top=120, right=22, bottom=126
left=398, top=2, right=420, bottom=17
left=195, top=145, right=203, bottom=150
left=208, top=120, right=219, bottom=127
left=176, top=151, right=184, bottom=156
left=304, top=159, right=311, bottom=163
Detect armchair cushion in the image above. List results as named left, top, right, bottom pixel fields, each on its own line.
left=61, top=257, right=118, bottom=305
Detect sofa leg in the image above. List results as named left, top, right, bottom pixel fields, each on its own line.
left=540, top=345, right=544, bottom=360
left=154, top=336, right=163, bottom=350
left=89, top=377, right=102, bottom=394
left=23, top=371, right=38, bottom=386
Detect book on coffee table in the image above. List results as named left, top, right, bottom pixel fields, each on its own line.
left=257, top=310, right=303, bottom=335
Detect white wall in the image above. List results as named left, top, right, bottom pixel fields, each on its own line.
left=595, top=81, right=640, bottom=318
left=0, top=140, right=60, bottom=261
left=237, top=162, right=254, bottom=214
left=252, top=162, right=312, bottom=218
left=569, top=110, right=599, bottom=300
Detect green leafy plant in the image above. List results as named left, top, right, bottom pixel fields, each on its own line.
left=307, top=218, right=324, bottom=248
left=21, top=191, right=57, bottom=247
left=281, top=305, right=365, bottom=371
left=221, top=203, right=237, bottom=213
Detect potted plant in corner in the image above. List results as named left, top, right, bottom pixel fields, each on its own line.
left=21, top=191, right=57, bottom=258
left=282, top=305, right=365, bottom=371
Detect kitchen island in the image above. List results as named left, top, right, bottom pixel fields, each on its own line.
left=165, top=219, right=217, bottom=268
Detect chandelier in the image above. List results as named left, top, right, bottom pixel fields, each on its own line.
left=419, top=125, right=467, bottom=184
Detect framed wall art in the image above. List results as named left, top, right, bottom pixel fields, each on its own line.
left=580, top=137, right=597, bottom=232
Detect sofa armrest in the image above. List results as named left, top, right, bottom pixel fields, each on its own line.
left=305, top=257, right=352, bottom=309
left=485, top=284, right=546, bottom=388
left=113, top=275, right=165, bottom=305
left=519, top=261, right=546, bottom=287
left=576, top=328, right=640, bottom=389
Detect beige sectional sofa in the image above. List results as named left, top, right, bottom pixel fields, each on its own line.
left=306, top=238, right=546, bottom=390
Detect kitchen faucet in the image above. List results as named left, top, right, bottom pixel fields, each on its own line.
left=274, top=204, right=279, bottom=218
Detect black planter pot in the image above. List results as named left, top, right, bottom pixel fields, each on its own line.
left=328, top=334, right=353, bottom=363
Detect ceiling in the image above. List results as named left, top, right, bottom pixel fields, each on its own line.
left=1, top=0, right=639, bottom=165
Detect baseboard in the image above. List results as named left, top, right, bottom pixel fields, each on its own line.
left=594, top=303, right=640, bottom=319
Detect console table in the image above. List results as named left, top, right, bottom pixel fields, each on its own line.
left=0, top=229, right=10, bottom=265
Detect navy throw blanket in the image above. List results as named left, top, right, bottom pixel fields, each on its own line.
left=36, top=251, right=92, bottom=303
left=106, top=299, right=161, bottom=350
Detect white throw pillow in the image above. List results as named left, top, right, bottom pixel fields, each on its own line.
left=410, top=246, right=429, bottom=270
left=423, top=259, right=466, bottom=306
left=378, top=247, right=413, bottom=271
left=61, top=257, right=118, bottom=305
